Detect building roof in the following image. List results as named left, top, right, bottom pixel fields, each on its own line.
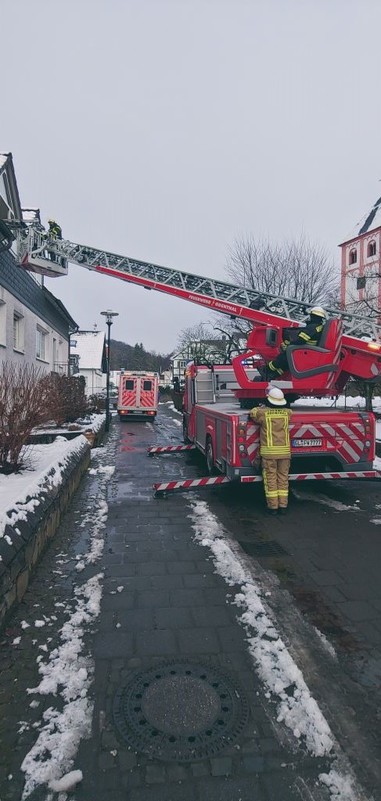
left=42, top=286, right=78, bottom=333
left=342, top=194, right=381, bottom=243
left=71, top=330, right=106, bottom=370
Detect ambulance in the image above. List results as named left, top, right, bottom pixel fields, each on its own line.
left=117, top=371, right=159, bottom=420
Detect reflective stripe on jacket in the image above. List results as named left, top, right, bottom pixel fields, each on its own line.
left=249, top=407, right=293, bottom=457
left=296, top=321, right=324, bottom=346
left=49, top=224, right=62, bottom=238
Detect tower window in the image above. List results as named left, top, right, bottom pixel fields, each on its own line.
left=349, top=249, right=357, bottom=265
left=356, top=276, right=366, bottom=290
left=367, top=241, right=376, bottom=257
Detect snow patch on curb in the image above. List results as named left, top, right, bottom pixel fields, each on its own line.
left=188, top=498, right=364, bottom=800
left=21, top=574, right=103, bottom=799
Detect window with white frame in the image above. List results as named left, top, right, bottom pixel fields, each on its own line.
left=36, top=325, right=48, bottom=360
left=13, top=311, right=24, bottom=351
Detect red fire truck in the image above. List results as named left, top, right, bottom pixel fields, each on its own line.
left=14, top=223, right=381, bottom=493
left=118, top=371, right=159, bottom=419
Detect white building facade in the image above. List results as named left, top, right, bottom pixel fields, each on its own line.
left=0, top=153, right=77, bottom=372
left=70, top=330, right=107, bottom=397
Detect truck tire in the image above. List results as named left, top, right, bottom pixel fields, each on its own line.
left=205, top=436, right=217, bottom=475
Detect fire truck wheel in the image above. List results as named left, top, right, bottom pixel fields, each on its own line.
left=205, top=437, right=217, bottom=475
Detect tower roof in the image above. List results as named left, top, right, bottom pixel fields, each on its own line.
left=357, top=195, right=381, bottom=235
left=344, top=195, right=381, bottom=242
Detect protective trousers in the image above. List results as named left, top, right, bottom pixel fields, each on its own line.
left=261, top=457, right=291, bottom=510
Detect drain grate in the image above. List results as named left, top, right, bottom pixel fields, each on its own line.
left=113, top=660, right=249, bottom=762
left=240, top=540, right=288, bottom=557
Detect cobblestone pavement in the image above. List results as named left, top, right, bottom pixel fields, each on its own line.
left=0, top=403, right=380, bottom=801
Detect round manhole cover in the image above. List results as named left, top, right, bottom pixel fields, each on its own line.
left=113, top=660, right=250, bottom=762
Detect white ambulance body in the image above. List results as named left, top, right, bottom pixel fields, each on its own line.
left=117, top=371, right=159, bottom=419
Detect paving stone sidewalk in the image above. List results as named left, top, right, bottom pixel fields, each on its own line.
left=74, top=419, right=333, bottom=801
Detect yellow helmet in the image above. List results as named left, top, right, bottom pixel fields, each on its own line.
left=309, top=306, right=327, bottom=319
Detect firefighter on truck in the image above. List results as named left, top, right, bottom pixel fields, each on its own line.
left=266, top=306, right=327, bottom=378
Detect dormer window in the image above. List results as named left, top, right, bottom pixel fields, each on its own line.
left=367, top=240, right=376, bottom=257
left=349, top=249, right=357, bottom=265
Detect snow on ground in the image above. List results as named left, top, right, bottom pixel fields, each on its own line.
left=294, top=395, right=381, bottom=411
left=188, top=498, right=366, bottom=801
left=74, top=465, right=115, bottom=572
left=48, top=768, right=83, bottom=792
left=21, top=575, right=102, bottom=799
left=15, top=437, right=116, bottom=799
left=160, top=400, right=182, bottom=417
left=76, top=413, right=105, bottom=434
left=32, top=414, right=106, bottom=438
left=291, top=490, right=360, bottom=512
left=0, top=437, right=89, bottom=541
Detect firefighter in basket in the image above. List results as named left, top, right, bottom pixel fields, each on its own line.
left=46, top=218, right=63, bottom=264
left=249, top=387, right=293, bottom=516
left=48, top=218, right=63, bottom=240
left=266, top=306, right=327, bottom=378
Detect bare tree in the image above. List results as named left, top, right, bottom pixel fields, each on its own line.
left=175, top=323, right=230, bottom=364
left=0, top=364, right=56, bottom=473
left=176, top=323, right=213, bottom=353
left=175, top=235, right=341, bottom=363
left=227, top=234, right=339, bottom=306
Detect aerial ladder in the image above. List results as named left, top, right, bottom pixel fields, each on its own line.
left=9, top=222, right=381, bottom=495
left=15, top=224, right=381, bottom=406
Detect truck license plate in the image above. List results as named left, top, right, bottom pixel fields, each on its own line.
left=292, top=438, right=322, bottom=447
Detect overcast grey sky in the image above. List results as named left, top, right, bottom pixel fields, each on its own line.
left=2, top=0, right=381, bottom=352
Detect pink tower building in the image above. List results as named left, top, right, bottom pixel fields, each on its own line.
left=340, top=195, right=381, bottom=323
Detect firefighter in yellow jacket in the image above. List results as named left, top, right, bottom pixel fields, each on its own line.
left=249, top=387, right=293, bottom=516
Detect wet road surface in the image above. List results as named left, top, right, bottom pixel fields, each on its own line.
left=0, top=403, right=380, bottom=801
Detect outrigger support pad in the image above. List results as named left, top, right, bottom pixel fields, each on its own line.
left=153, top=475, right=231, bottom=495
left=153, top=468, right=381, bottom=496
left=148, top=444, right=196, bottom=456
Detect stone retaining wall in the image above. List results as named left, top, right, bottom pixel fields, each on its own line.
left=0, top=443, right=91, bottom=630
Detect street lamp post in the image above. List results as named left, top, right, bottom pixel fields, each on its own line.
left=101, top=310, right=119, bottom=432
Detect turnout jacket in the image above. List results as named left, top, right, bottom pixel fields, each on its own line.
left=249, top=406, right=293, bottom=457
left=281, top=319, right=324, bottom=350
left=48, top=223, right=62, bottom=239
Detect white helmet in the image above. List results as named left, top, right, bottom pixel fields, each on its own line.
left=309, top=306, right=327, bottom=319
left=267, top=387, right=287, bottom=406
